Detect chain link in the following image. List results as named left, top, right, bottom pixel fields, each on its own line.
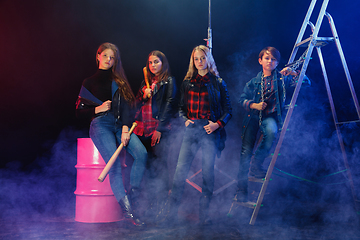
left=287, top=48, right=308, bottom=72
left=259, top=72, right=286, bottom=126
left=282, top=75, right=286, bottom=103
left=258, top=47, right=308, bottom=127
left=259, top=73, right=264, bottom=126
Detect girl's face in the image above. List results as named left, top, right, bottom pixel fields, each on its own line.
left=193, top=50, right=208, bottom=72
left=97, top=49, right=115, bottom=70
left=148, top=55, right=162, bottom=76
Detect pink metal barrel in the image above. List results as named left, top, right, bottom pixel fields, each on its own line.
left=74, top=138, right=123, bottom=223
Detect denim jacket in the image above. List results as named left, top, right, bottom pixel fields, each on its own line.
left=239, top=69, right=310, bottom=139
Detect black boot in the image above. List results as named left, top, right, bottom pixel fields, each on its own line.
left=234, top=188, right=248, bottom=203
left=249, top=159, right=266, bottom=179
left=147, top=194, right=167, bottom=222
left=118, top=195, right=145, bottom=227
left=129, top=187, right=141, bottom=215
left=199, top=195, right=212, bottom=226
left=157, top=196, right=179, bottom=227
left=144, top=186, right=164, bottom=221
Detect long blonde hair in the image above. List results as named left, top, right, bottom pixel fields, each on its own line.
left=96, top=42, right=135, bottom=104
left=184, top=45, right=219, bottom=80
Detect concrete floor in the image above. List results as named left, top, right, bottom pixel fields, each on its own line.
left=1, top=200, right=359, bottom=240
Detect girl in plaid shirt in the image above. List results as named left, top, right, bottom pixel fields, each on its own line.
left=165, top=45, right=232, bottom=226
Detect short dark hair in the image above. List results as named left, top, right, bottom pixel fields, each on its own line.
left=259, top=46, right=281, bottom=62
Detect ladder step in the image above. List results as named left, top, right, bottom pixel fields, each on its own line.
left=336, top=120, right=360, bottom=125
left=248, top=177, right=264, bottom=183
left=314, top=37, right=335, bottom=47
left=234, top=201, right=258, bottom=209
left=295, top=36, right=334, bottom=48
left=295, top=36, right=312, bottom=48
left=248, top=177, right=272, bottom=183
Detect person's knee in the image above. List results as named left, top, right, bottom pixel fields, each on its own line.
left=240, top=145, right=253, bottom=157
left=264, top=123, right=277, bottom=138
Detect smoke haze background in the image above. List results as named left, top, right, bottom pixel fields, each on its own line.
left=0, top=0, right=359, bottom=231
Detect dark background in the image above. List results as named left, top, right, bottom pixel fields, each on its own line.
left=0, top=0, right=359, bottom=223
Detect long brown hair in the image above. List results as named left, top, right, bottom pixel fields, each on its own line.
left=184, top=45, right=219, bottom=80
left=96, top=43, right=135, bottom=104
left=145, top=50, right=171, bottom=83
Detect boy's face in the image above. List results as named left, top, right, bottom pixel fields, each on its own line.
left=259, top=51, right=278, bottom=73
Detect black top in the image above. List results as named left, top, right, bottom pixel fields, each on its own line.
left=76, top=68, right=138, bottom=128
left=83, top=69, right=113, bottom=102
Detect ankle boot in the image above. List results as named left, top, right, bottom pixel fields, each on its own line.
left=158, top=196, right=179, bottom=226
left=147, top=194, right=165, bottom=221
left=199, top=195, right=212, bottom=225
left=234, top=188, right=248, bottom=203
left=129, top=187, right=141, bottom=214
left=118, top=195, right=145, bottom=227
left=249, top=159, right=266, bottom=178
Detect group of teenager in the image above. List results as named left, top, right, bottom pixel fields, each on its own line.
left=76, top=42, right=309, bottom=227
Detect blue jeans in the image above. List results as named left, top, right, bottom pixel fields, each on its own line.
left=138, top=132, right=170, bottom=200
left=237, top=115, right=278, bottom=190
left=89, top=112, right=147, bottom=202
left=171, top=119, right=217, bottom=202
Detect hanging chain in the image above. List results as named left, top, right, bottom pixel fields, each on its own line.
left=287, top=47, right=309, bottom=73
left=259, top=74, right=265, bottom=126
left=281, top=48, right=309, bottom=108
left=259, top=72, right=287, bottom=126
left=282, top=76, right=286, bottom=103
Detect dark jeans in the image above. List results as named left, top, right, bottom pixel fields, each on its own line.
left=90, top=112, right=147, bottom=202
left=171, top=119, right=217, bottom=202
left=138, top=132, right=170, bottom=200
left=237, top=115, right=278, bottom=190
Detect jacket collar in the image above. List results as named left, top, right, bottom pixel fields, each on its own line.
left=111, top=80, right=118, bottom=98
left=254, top=69, right=279, bottom=84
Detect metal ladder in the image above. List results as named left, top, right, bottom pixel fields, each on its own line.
left=235, top=0, right=360, bottom=225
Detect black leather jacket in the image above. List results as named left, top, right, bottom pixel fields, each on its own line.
left=136, top=76, right=177, bottom=133
left=179, top=73, right=232, bottom=151
left=179, top=74, right=232, bottom=125
left=76, top=82, right=133, bottom=128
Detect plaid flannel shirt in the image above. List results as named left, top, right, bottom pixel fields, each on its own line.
left=262, top=75, right=277, bottom=116
left=134, top=81, right=159, bottom=137
left=187, top=74, right=211, bottom=120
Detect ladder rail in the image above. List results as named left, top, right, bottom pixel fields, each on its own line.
left=288, top=0, right=317, bottom=64
left=250, top=57, right=312, bottom=225
left=316, top=47, right=339, bottom=125
left=325, top=12, right=360, bottom=119
left=316, top=40, right=359, bottom=213
left=310, top=0, right=329, bottom=47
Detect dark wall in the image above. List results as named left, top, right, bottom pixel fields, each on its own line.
left=0, top=0, right=359, bottom=168
left=0, top=0, right=359, bottom=222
